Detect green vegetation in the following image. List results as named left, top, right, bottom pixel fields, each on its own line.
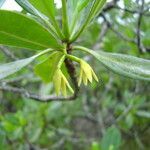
left=0, top=0, right=149, bottom=149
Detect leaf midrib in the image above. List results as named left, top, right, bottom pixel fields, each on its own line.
left=90, top=51, right=150, bottom=78
left=0, top=30, right=49, bottom=49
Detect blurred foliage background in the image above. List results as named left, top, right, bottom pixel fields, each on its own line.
left=0, top=0, right=150, bottom=150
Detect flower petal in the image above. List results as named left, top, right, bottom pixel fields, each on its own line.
left=83, top=72, right=88, bottom=85
left=53, top=70, right=61, bottom=95
left=91, top=69, right=99, bottom=82
left=61, top=79, right=67, bottom=97
left=61, top=72, right=74, bottom=94
left=78, top=69, right=83, bottom=86
left=81, top=60, right=93, bottom=83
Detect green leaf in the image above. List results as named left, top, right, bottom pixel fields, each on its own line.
left=29, top=0, right=55, bottom=20
left=78, top=0, right=91, bottom=12
left=125, top=113, right=134, bottom=129
left=75, top=46, right=150, bottom=81
left=61, top=0, right=69, bottom=38
left=101, top=126, right=122, bottom=150
left=0, top=0, right=5, bottom=7
left=136, top=111, right=150, bottom=119
left=91, top=142, right=100, bottom=150
left=15, top=0, right=64, bottom=40
left=28, top=0, right=64, bottom=39
left=0, top=56, right=36, bottom=80
left=0, top=125, right=6, bottom=150
left=15, top=0, right=60, bottom=39
left=34, top=52, right=63, bottom=83
left=68, top=0, right=93, bottom=38
left=70, top=0, right=106, bottom=42
left=0, top=49, right=52, bottom=80
left=15, top=0, right=45, bottom=18
left=0, top=10, right=62, bottom=50
left=0, top=56, right=38, bottom=80
left=91, top=0, right=107, bottom=18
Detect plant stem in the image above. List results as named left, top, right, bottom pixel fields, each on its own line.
left=72, top=45, right=90, bottom=53
left=65, top=58, right=79, bottom=99
left=64, top=43, right=79, bottom=100
left=66, top=54, right=81, bottom=63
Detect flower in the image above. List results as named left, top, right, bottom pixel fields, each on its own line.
left=53, top=69, right=74, bottom=96
left=78, top=60, right=99, bottom=86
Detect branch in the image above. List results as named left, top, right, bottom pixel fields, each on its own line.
left=101, top=13, right=136, bottom=43
left=136, top=0, right=147, bottom=53
left=102, top=0, right=149, bottom=17
left=0, top=44, right=79, bottom=102
left=0, top=85, right=78, bottom=102
left=64, top=44, right=79, bottom=99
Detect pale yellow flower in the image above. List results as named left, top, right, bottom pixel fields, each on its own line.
left=78, top=60, right=99, bottom=86
left=53, top=69, right=74, bottom=96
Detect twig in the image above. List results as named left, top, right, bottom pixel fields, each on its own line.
left=0, top=44, right=79, bottom=102
left=0, top=85, right=78, bottom=102
left=136, top=0, right=147, bottom=53
left=101, top=14, right=136, bottom=43
left=115, top=104, right=133, bottom=123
